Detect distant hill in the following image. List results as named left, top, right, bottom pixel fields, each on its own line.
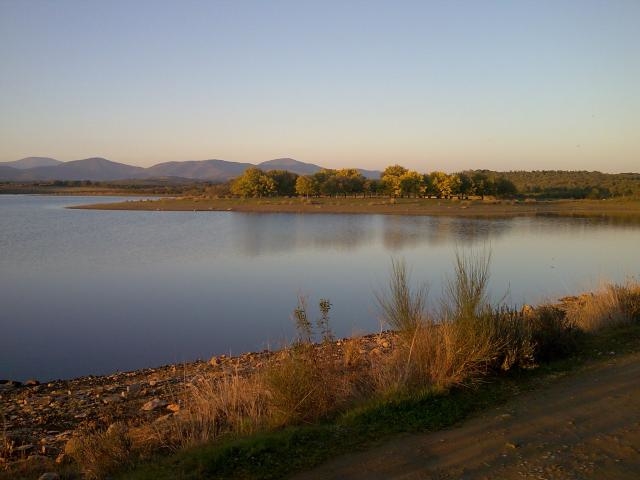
left=357, top=168, right=382, bottom=180
left=0, top=157, right=62, bottom=169
left=258, top=158, right=322, bottom=175
left=8, top=157, right=146, bottom=181
left=0, top=156, right=381, bottom=182
left=0, top=166, right=20, bottom=181
left=257, top=158, right=381, bottom=179
left=144, top=159, right=254, bottom=181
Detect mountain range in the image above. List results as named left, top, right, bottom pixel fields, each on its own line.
left=0, top=157, right=381, bottom=182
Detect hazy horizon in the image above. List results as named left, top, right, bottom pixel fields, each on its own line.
left=1, top=0, right=638, bottom=173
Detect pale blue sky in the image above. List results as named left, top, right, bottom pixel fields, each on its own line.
left=1, top=0, right=638, bottom=172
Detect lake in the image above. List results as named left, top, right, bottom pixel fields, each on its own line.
left=1, top=195, right=639, bottom=381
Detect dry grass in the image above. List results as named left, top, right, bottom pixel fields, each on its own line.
left=149, top=372, right=269, bottom=451
left=565, top=281, right=640, bottom=332
left=375, top=251, right=534, bottom=391
left=375, top=257, right=429, bottom=339
left=64, top=423, right=133, bottom=480
left=261, top=342, right=371, bottom=426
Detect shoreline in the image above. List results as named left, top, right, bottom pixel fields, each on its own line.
left=0, top=331, right=397, bottom=465
left=68, top=197, right=640, bottom=219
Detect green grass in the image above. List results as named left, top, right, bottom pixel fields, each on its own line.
left=117, top=323, right=640, bottom=480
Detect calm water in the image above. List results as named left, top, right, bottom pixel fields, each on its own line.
left=2, top=195, right=639, bottom=381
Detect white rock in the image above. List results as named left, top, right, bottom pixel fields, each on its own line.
left=141, top=398, right=167, bottom=411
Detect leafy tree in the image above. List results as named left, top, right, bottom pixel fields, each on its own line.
left=429, top=171, right=453, bottom=198
left=382, top=164, right=409, bottom=197
left=336, top=169, right=365, bottom=197
left=398, top=171, right=423, bottom=197
left=495, top=176, right=517, bottom=197
left=471, top=172, right=493, bottom=199
left=456, top=173, right=473, bottom=199
left=230, top=168, right=276, bottom=197
left=267, top=170, right=298, bottom=196
left=295, top=175, right=318, bottom=197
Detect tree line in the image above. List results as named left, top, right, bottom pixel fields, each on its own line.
left=227, top=166, right=640, bottom=200
left=229, top=165, right=517, bottom=199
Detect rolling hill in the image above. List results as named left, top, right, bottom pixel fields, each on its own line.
left=143, top=159, right=254, bottom=181
left=0, top=157, right=381, bottom=182
left=0, top=157, right=62, bottom=169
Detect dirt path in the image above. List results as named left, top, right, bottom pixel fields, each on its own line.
left=293, top=352, right=640, bottom=480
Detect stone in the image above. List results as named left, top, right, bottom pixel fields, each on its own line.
left=126, top=383, right=142, bottom=397
left=38, top=473, right=60, bottom=480
left=102, top=394, right=123, bottom=404
left=25, top=379, right=40, bottom=386
left=14, top=444, right=34, bottom=452
left=141, top=398, right=167, bottom=411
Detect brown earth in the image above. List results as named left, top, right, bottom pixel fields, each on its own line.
left=294, top=351, right=640, bottom=480
left=69, top=197, right=640, bottom=221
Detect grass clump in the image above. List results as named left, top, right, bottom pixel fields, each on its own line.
left=152, top=372, right=269, bottom=451
left=374, top=258, right=428, bottom=336
left=564, top=281, right=640, bottom=332
left=262, top=296, right=368, bottom=426
left=65, top=423, right=133, bottom=480
left=375, top=250, right=535, bottom=391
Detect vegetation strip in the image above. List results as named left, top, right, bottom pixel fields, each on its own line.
left=119, top=323, right=640, bottom=480
left=70, top=196, right=640, bottom=221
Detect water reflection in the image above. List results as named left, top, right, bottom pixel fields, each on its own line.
left=232, top=213, right=376, bottom=256
left=381, top=216, right=512, bottom=249
left=1, top=195, right=639, bottom=381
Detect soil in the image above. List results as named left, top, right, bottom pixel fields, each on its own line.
left=70, top=197, right=640, bottom=221
left=293, top=351, right=640, bottom=480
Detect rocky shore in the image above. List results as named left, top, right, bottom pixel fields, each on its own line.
left=0, top=332, right=396, bottom=468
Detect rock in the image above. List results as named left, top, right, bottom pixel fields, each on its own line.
left=141, top=398, right=168, bottom=411
left=126, top=383, right=142, bottom=397
left=166, top=403, right=181, bottom=413
left=0, top=379, right=22, bottom=389
left=25, top=379, right=40, bottom=386
left=14, top=444, right=34, bottom=452
left=102, top=394, right=123, bottom=404
left=38, top=473, right=60, bottom=480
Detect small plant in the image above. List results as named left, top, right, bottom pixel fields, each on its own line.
left=317, top=298, right=333, bottom=342
left=292, top=295, right=313, bottom=344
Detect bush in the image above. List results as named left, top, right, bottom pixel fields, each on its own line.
left=528, top=305, right=579, bottom=361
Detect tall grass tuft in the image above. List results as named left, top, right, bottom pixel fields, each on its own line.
left=376, top=250, right=534, bottom=391
left=375, top=258, right=429, bottom=337
left=442, top=248, right=492, bottom=321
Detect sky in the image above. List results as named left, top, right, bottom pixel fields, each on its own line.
left=0, top=0, right=638, bottom=172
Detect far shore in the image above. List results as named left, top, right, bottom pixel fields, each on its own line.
left=69, top=196, right=640, bottom=219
